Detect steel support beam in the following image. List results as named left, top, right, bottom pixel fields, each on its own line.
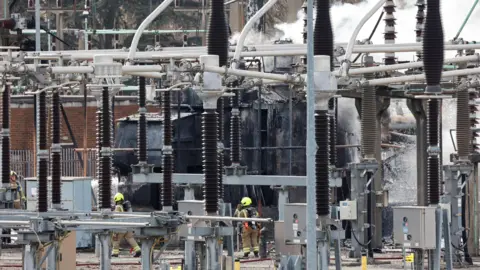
left=23, top=243, right=39, bottom=270
left=132, top=173, right=307, bottom=186
left=443, top=208, right=453, bottom=270
left=443, top=163, right=472, bottom=264
left=374, top=97, right=390, bottom=250
left=348, top=161, right=378, bottom=259
left=98, top=233, right=111, bottom=270
left=46, top=242, right=57, bottom=270
left=407, top=99, right=428, bottom=206
left=141, top=238, right=154, bottom=270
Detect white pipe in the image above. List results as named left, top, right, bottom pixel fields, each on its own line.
left=127, top=0, right=174, bottom=63
left=59, top=220, right=149, bottom=227
left=50, top=66, right=94, bottom=74
left=231, top=0, right=279, bottom=69
left=125, top=72, right=166, bottom=78
left=334, top=55, right=480, bottom=76
left=0, top=221, right=30, bottom=225
left=224, top=0, right=241, bottom=5
left=203, top=65, right=299, bottom=83
left=367, top=67, right=480, bottom=85
left=6, top=43, right=480, bottom=60
left=186, top=215, right=272, bottom=223
left=122, top=65, right=164, bottom=72
left=343, top=0, right=387, bottom=66
left=50, top=66, right=164, bottom=76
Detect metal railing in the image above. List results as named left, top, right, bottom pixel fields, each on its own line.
left=10, top=148, right=97, bottom=178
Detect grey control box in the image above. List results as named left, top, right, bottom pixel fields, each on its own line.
left=178, top=200, right=205, bottom=240
left=284, top=203, right=307, bottom=244
left=393, top=206, right=436, bottom=249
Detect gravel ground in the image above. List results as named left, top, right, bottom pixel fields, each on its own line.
left=2, top=248, right=480, bottom=269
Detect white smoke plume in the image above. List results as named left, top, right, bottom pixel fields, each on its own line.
left=230, top=0, right=475, bottom=203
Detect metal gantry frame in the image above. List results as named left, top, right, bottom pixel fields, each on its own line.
left=1, top=0, right=480, bottom=269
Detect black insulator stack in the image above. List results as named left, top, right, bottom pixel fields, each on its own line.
left=457, top=88, right=471, bottom=159
left=383, top=0, right=397, bottom=65
left=361, top=84, right=376, bottom=158
left=96, top=109, right=103, bottom=188
left=422, top=0, right=444, bottom=87
left=315, top=110, right=330, bottom=216
left=426, top=100, right=439, bottom=147
left=415, top=0, right=425, bottom=60
left=137, top=76, right=147, bottom=163
left=312, top=0, right=334, bottom=217
left=313, top=0, right=334, bottom=70
left=98, top=88, right=112, bottom=209
left=230, top=89, right=241, bottom=164
left=207, top=0, right=228, bottom=67
left=469, top=89, right=479, bottom=152
left=155, top=92, right=163, bottom=209
left=217, top=97, right=224, bottom=199
left=162, top=90, right=173, bottom=208
left=328, top=98, right=337, bottom=166
left=426, top=99, right=440, bottom=205
left=37, top=92, right=48, bottom=212
left=51, top=92, right=62, bottom=206
left=1, top=86, right=10, bottom=185
left=423, top=0, right=444, bottom=205
left=203, top=110, right=219, bottom=214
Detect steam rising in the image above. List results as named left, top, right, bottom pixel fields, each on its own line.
left=230, top=0, right=472, bottom=203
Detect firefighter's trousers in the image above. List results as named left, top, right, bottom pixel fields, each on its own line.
left=241, top=228, right=259, bottom=254
left=112, top=232, right=140, bottom=255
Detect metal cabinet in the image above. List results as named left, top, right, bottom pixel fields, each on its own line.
left=25, top=177, right=93, bottom=248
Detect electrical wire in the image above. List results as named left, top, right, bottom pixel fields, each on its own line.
left=347, top=220, right=374, bottom=248
left=39, top=25, right=73, bottom=48
left=454, top=0, right=479, bottom=40
left=352, top=11, right=385, bottom=63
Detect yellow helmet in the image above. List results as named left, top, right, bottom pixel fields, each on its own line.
left=114, top=193, right=124, bottom=203
left=241, top=197, right=252, bottom=207
left=10, top=171, right=17, bottom=176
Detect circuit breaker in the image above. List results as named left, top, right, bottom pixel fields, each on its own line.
left=339, top=200, right=357, bottom=220
left=283, top=203, right=307, bottom=244
left=393, top=206, right=436, bottom=249
left=178, top=200, right=205, bottom=239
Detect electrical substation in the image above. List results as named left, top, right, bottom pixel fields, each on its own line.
left=1, top=0, right=480, bottom=269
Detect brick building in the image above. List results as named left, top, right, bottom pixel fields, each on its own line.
left=10, top=95, right=157, bottom=150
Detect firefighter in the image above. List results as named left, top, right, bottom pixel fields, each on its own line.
left=111, top=193, right=141, bottom=257
left=10, top=171, right=25, bottom=209
left=3, top=171, right=26, bottom=244
left=235, top=197, right=260, bottom=258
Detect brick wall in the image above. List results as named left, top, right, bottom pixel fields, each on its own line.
left=10, top=104, right=157, bottom=150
